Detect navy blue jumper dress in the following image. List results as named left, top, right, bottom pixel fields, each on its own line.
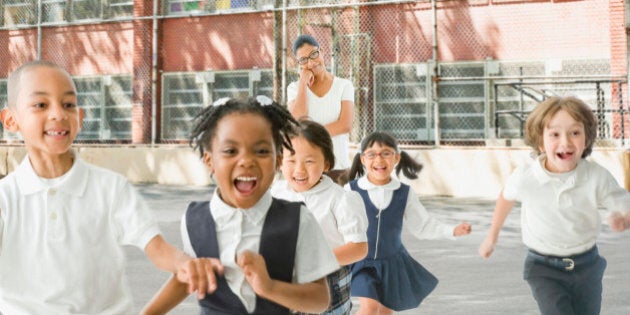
left=349, top=180, right=438, bottom=311
left=185, top=198, right=301, bottom=315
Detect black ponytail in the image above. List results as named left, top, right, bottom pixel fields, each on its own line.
left=395, top=151, right=423, bottom=179
left=346, top=152, right=364, bottom=180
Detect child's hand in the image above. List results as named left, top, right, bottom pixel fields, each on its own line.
left=237, top=250, right=274, bottom=297
left=607, top=212, right=629, bottom=232
left=453, top=222, right=472, bottom=236
left=176, top=257, right=224, bottom=299
left=478, top=237, right=496, bottom=259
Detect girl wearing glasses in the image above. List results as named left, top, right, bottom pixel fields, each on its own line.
left=288, top=34, right=355, bottom=185
left=345, top=131, right=472, bottom=315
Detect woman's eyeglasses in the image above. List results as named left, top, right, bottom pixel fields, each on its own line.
left=362, top=150, right=396, bottom=160
left=297, top=50, right=320, bottom=65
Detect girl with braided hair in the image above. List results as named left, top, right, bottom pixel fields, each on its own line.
left=142, top=96, right=339, bottom=315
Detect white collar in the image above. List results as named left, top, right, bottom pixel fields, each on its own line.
left=210, top=189, right=272, bottom=227
left=15, top=154, right=88, bottom=198
left=357, top=175, right=401, bottom=191
left=286, top=175, right=334, bottom=195
left=532, top=154, right=585, bottom=186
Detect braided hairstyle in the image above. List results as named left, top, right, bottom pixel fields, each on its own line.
left=347, top=131, right=423, bottom=180
left=189, top=96, right=298, bottom=158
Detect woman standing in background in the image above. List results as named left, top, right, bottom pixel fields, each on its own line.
left=287, top=34, right=355, bottom=184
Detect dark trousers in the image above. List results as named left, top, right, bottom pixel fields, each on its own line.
left=523, top=246, right=607, bottom=315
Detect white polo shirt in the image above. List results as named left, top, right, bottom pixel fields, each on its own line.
left=503, top=155, right=630, bottom=256
left=181, top=190, right=339, bottom=313
left=0, top=156, right=161, bottom=314
left=345, top=177, right=455, bottom=241
left=271, top=175, right=368, bottom=249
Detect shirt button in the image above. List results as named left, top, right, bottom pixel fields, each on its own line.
left=49, top=189, right=57, bottom=196
left=50, top=212, right=57, bottom=220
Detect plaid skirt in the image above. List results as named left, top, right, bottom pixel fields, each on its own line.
left=295, top=266, right=352, bottom=315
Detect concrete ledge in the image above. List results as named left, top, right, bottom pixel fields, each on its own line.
left=77, top=146, right=212, bottom=186
left=0, top=145, right=626, bottom=198
left=405, top=147, right=627, bottom=198
left=0, top=145, right=211, bottom=186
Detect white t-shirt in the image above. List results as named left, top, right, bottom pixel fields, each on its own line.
left=503, top=155, right=630, bottom=256
left=181, top=190, right=339, bottom=313
left=345, top=176, right=455, bottom=241
left=271, top=175, right=368, bottom=249
left=0, top=156, right=161, bottom=314
left=287, top=76, right=354, bottom=169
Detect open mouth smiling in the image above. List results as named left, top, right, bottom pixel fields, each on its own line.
left=234, top=176, right=257, bottom=194
left=556, top=152, right=574, bottom=160
left=45, top=130, right=69, bottom=136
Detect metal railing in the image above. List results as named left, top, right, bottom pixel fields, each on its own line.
left=493, top=77, right=628, bottom=145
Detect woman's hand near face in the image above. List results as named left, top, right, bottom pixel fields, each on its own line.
left=299, top=68, right=315, bottom=87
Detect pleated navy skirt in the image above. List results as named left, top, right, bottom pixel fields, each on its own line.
left=350, top=251, right=438, bottom=311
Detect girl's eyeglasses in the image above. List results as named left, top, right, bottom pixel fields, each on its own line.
left=297, top=50, right=320, bottom=65
left=362, top=150, right=396, bottom=160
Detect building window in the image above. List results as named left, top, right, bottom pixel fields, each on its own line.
left=164, top=0, right=275, bottom=16
left=161, top=69, right=272, bottom=140
left=373, top=64, right=430, bottom=141
left=42, top=0, right=66, bottom=23
left=161, top=73, right=203, bottom=141
left=107, top=0, right=133, bottom=19
left=74, top=75, right=133, bottom=141
left=1, top=0, right=133, bottom=26
left=2, top=0, right=35, bottom=26
left=373, top=62, right=487, bottom=142
left=438, top=62, right=486, bottom=140
left=71, top=0, right=101, bottom=21
left=166, top=0, right=207, bottom=15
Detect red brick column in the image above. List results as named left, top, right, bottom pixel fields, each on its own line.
left=609, top=0, right=628, bottom=140
left=132, top=0, right=154, bottom=143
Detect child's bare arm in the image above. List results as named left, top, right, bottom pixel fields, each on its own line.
left=141, top=274, right=189, bottom=315
left=478, top=191, right=516, bottom=258
left=333, top=241, right=368, bottom=266
left=237, top=250, right=330, bottom=313
left=144, top=235, right=224, bottom=298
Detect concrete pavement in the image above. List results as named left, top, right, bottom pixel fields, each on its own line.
left=127, top=184, right=630, bottom=315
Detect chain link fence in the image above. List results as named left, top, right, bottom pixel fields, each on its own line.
left=0, top=0, right=627, bottom=148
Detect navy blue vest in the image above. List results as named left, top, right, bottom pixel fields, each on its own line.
left=186, top=198, right=301, bottom=315
left=349, top=180, right=409, bottom=259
